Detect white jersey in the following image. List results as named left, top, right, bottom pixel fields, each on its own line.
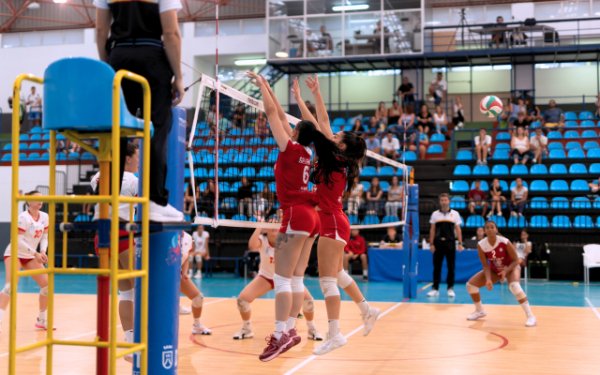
left=5, top=210, right=49, bottom=259
left=181, top=232, right=193, bottom=265
left=515, top=241, right=531, bottom=260
left=192, top=231, right=209, bottom=255
left=90, top=171, right=138, bottom=221
left=257, top=234, right=275, bottom=280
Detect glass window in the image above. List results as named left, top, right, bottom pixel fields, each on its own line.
left=269, top=17, right=305, bottom=59
left=241, top=19, right=266, bottom=35
left=269, top=0, right=304, bottom=17
left=306, top=15, right=343, bottom=57
left=195, top=22, right=215, bottom=37
left=1, top=33, right=20, bottom=48
left=484, top=5, right=512, bottom=24
left=384, top=10, right=422, bottom=53
left=384, top=0, right=421, bottom=11
left=344, top=12, right=383, bottom=56
left=219, top=20, right=242, bottom=36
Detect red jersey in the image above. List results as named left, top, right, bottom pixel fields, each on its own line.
left=315, top=169, right=346, bottom=213
left=345, top=235, right=366, bottom=255
left=275, top=140, right=316, bottom=209
left=478, top=235, right=514, bottom=274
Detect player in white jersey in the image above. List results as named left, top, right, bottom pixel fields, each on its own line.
left=178, top=231, right=211, bottom=335
left=233, top=226, right=322, bottom=341
left=0, top=190, right=50, bottom=331
left=189, top=225, right=210, bottom=279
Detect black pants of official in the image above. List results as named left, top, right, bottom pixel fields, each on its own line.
left=432, top=239, right=456, bottom=290
left=109, top=46, right=174, bottom=206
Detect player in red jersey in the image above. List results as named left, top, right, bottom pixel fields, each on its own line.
left=294, top=75, right=381, bottom=355
left=466, top=221, right=537, bottom=327
left=248, top=72, right=335, bottom=362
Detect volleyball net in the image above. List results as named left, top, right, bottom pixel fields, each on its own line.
left=186, top=74, right=412, bottom=233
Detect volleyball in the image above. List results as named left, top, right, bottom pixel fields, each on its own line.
left=480, top=95, right=503, bottom=118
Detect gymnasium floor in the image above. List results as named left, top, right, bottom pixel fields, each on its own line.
left=1, top=262, right=599, bottom=375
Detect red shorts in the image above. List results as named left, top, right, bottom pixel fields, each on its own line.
left=279, top=205, right=320, bottom=238
left=259, top=274, right=275, bottom=289
left=318, top=210, right=350, bottom=245
left=3, top=256, right=34, bottom=267
left=93, top=230, right=132, bottom=255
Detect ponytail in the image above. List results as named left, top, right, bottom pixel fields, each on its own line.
left=340, top=132, right=367, bottom=192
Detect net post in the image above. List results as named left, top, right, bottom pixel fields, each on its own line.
left=403, top=184, right=419, bottom=299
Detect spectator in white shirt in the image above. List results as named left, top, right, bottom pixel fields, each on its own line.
left=381, top=131, right=400, bottom=159
left=25, top=86, right=42, bottom=128
left=429, top=72, right=447, bottom=105
left=474, top=128, right=492, bottom=165
left=529, top=127, right=548, bottom=164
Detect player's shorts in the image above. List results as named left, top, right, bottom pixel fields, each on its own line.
left=279, top=204, right=320, bottom=238
left=93, top=230, right=132, bottom=255
left=318, top=210, right=350, bottom=245
left=28, top=111, right=41, bottom=121
left=259, top=274, right=275, bottom=289
left=4, top=256, right=34, bottom=267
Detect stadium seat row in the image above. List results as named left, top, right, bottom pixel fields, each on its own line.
left=450, top=179, right=592, bottom=193
left=464, top=214, right=599, bottom=229
left=450, top=196, right=600, bottom=210
left=1, top=152, right=95, bottom=162
left=453, top=162, right=600, bottom=176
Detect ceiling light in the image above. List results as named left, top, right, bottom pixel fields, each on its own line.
left=27, top=1, right=41, bottom=9
left=234, top=58, right=267, bottom=66
left=53, top=0, right=68, bottom=3
left=332, top=4, right=369, bottom=12
left=275, top=51, right=289, bottom=58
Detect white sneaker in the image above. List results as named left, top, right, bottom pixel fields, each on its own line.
left=525, top=315, right=537, bottom=327
left=307, top=327, right=324, bottom=341
left=149, top=201, right=184, bottom=222
left=179, top=305, right=192, bottom=315
left=447, top=289, right=456, bottom=298
left=486, top=211, right=493, bottom=218
left=466, top=310, right=487, bottom=321
left=362, top=307, right=381, bottom=336
left=426, top=289, right=439, bottom=297
left=193, top=271, right=202, bottom=279
left=233, top=326, right=254, bottom=340
left=313, top=332, right=347, bottom=355
left=192, top=322, right=212, bottom=335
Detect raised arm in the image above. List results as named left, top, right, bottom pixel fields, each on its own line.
left=248, top=227, right=263, bottom=251
left=305, top=75, right=334, bottom=139
left=292, top=77, right=319, bottom=129
left=95, top=8, right=111, bottom=62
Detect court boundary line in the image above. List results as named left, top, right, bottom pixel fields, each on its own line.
left=584, top=297, right=600, bottom=320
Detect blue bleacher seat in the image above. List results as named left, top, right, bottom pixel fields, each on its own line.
left=221, top=197, right=238, bottom=210
left=488, top=215, right=506, bottom=228
left=42, top=133, right=50, bottom=141
left=19, top=143, right=28, bottom=150
left=491, top=164, right=509, bottom=176
left=547, top=131, right=562, bottom=140
left=547, top=143, right=563, bottom=152
left=572, top=197, right=591, bottom=209
left=40, top=152, right=49, bottom=161
left=348, top=215, right=359, bottom=225
left=495, top=143, right=510, bottom=150
left=472, top=165, right=490, bottom=176
left=362, top=214, right=380, bottom=225
left=74, top=214, right=91, bottom=222
left=360, top=181, right=371, bottom=191
left=332, top=118, right=346, bottom=128
left=241, top=167, right=256, bottom=178
left=2, top=144, right=11, bottom=151
left=28, top=142, right=41, bottom=150
left=510, top=164, right=528, bottom=175
left=551, top=197, right=569, bottom=209
left=564, top=111, right=577, bottom=121
left=530, top=120, right=541, bottom=129
left=574, top=215, right=594, bottom=228
left=509, top=180, right=528, bottom=190
left=499, top=180, right=509, bottom=191
left=564, top=120, right=578, bottom=128
left=492, top=149, right=510, bottom=160
left=580, top=120, right=596, bottom=128
left=496, top=132, right=511, bottom=141
left=28, top=153, right=40, bottom=160
left=67, top=152, right=80, bottom=160
left=232, top=214, right=247, bottom=221
left=565, top=141, right=582, bottom=150
left=551, top=215, right=571, bottom=228
left=597, top=216, right=600, bottom=228
left=588, top=148, right=600, bottom=158
left=427, top=144, right=443, bottom=154
left=549, top=163, right=567, bottom=174
left=465, top=215, right=485, bottom=228
left=569, top=163, right=587, bottom=174
left=579, top=111, right=594, bottom=120
left=403, top=151, right=417, bottom=161
left=590, top=163, right=600, bottom=174
left=258, top=167, right=274, bottom=177
left=568, top=148, right=585, bottom=159
left=549, top=149, right=566, bottom=159
left=379, top=181, right=390, bottom=192
left=470, top=180, right=489, bottom=191
left=30, top=126, right=42, bottom=133
left=571, top=179, right=589, bottom=191
left=550, top=180, right=569, bottom=191
left=382, top=215, right=399, bottom=223
left=450, top=180, right=469, bottom=193
left=584, top=141, right=599, bottom=150
left=218, top=182, right=230, bottom=193
left=56, top=153, right=66, bottom=160
left=30, top=134, right=42, bottom=141
left=361, top=166, right=377, bottom=177
left=430, top=133, right=445, bottom=142
left=19, top=134, right=29, bottom=141
left=507, top=215, right=527, bottom=228
left=530, top=164, right=548, bottom=175
left=530, top=180, right=549, bottom=192
left=564, top=130, right=579, bottom=139
left=450, top=196, right=466, bottom=210
left=1, top=154, right=11, bottom=162
left=380, top=166, right=395, bottom=176
left=529, top=197, right=548, bottom=209
left=529, top=215, right=549, bottom=228
left=594, top=196, right=600, bottom=209
left=456, top=150, right=473, bottom=161
left=263, top=138, right=276, bottom=146
left=582, top=129, right=598, bottom=138
left=242, top=128, right=254, bottom=136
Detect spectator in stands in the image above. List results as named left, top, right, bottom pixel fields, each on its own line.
left=318, top=25, right=333, bottom=52
left=510, top=98, right=526, bottom=124
left=410, top=131, right=428, bottom=159
left=416, top=104, right=433, bottom=134
left=381, top=131, right=400, bottom=159
left=254, top=184, right=274, bottom=221
left=468, top=180, right=488, bottom=217
left=25, top=86, right=42, bottom=129
left=347, top=176, right=364, bottom=216
left=428, top=72, right=447, bottom=105
left=237, top=177, right=254, bottom=218
left=542, top=99, right=565, bottom=130
left=471, top=227, right=485, bottom=241
left=452, top=97, right=465, bottom=130
left=374, top=101, right=388, bottom=126
left=200, top=179, right=216, bottom=217
left=371, top=20, right=390, bottom=53
left=490, top=16, right=507, bottom=48
left=489, top=178, right=506, bottom=217
left=366, top=177, right=384, bottom=215
left=385, top=176, right=404, bottom=217
left=433, top=105, right=449, bottom=135
left=344, top=229, right=368, bottom=280
left=515, top=229, right=532, bottom=267
left=184, top=183, right=197, bottom=216
left=397, top=76, right=415, bottom=109
left=305, top=28, right=320, bottom=56
left=366, top=116, right=380, bottom=135
left=530, top=127, right=548, bottom=164
left=380, top=226, right=402, bottom=248
left=510, top=177, right=528, bottom=217
left=499, top=98, right=513, bottom=125
left=511, top=110, right=531, bottom=134
left=589, top=177, right=600, bottom=193
left=255, top=112, right=268, bottom=138
left=595, top=94, right=600, bottom=119
left=400, top=104, right=416, bottom=134
left=387, top=100, right=402, bottom=125
left=474, top=128, right=492, bottom=165
left=510, top=126, right=533, bottom=165
left=364, top=132, right=381, bottom=166
left=232, top=103, right=246, bottom=128
left=351, top=118, right=365, bottom=134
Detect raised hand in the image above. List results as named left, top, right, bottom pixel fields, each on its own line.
left=305, top=74, right=320, bottom=94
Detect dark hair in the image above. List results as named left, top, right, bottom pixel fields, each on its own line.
left=439, top=193, right=449, bottom=199
left=25, top=190, right=41, bottom=196
left=125, top=142, right=138, bottom=158
left=340, top=132, right=366, bottom=191
left=295, top=120, right=320, bottom=147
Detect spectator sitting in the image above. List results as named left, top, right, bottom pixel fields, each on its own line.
left=347, top=176, right=364, bottom=215
left=428, top=72, right=447, bottom=105
left=374, top=101, right=388, bottom=126
left=380, top=226, right=402, bottom=248
left=511, top=110, right=531, bottom=135
left=254, top=184, right=274, bottom=221
left=387, top=100, right=402, bottom=125
left=416, top=104, right=433, bottom=134
left=510, top=126, right=533, bottom=165
left=255, top=112, right=269, bottom=138
left=344, top=229, right=369, bottom=280
left=384, top=176, right=404, bottom=217
left=433, top=105, right=449, bottom=135
left=542, top=99, right=565, bottom=130
left=410, top=131, right=428, bottom=159
left=200, top=180, right=216, bottom=217
left=350, top=118, right=365, bottom=134
left=399, top=103, right=416, bottom=135
left=509, top=98, right=526, bottom=124
left=452, top=97, right=465, bottom=130
left=510, top=177, right=528, bottom=217
left=317, top=25, right=333, bottom=52
left=381, top=131, right=400, bottom=159
left=184, top=183, right=197, bottom=216
left=468, top=180, right=488, bottom=217
left=397, top=76, right=415, bottom=108
left=364, top=131, right=381, bottom=166
left=515, top=229, right=532, bottom=267
left=471, top=227, right=485, bottom=241
left=529, top=127, right=548, bottom=164
left=489, top=178, right=506, bottom=217
left=237, top=177, right=254, bottom=218
left=232, top=103, right=246, bottom=128
left=595, top=94, right=600, bottom=119
left=366, top=177, right=384, bottom=215
left=490, top=16, right=507, bottom=48
left=499, top=98, right=513, bottom=124
left=474, top=128, right=492, bottom=165
left=589, top=177, right=600, bottom=193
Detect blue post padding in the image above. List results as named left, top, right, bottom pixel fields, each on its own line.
left=403, top=185, right=419, bottom=299
left=97, top=219, right=111, bottom=248
left=165, top=107, right=187, bottom=212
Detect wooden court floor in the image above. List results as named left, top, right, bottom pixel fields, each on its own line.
left=1, top=294, right=599, bottom=375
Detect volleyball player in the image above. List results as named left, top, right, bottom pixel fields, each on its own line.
left=233, top=225, right=322, bottom=341
left=0, top=190, right=50, bottom=332
left=296, top=75, right=380, bottom=355
left=248, top=72, right=330, bottom=362
left=179, top=231, right=211, bottom=335
left=466, top=221, right=537, bottom=327
left=189, top=225, right=210, bottom=279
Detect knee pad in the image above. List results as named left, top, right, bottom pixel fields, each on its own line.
left=466, top=282, right=479, bottom=294
left=302, top=298, right=314, bottom=314
left=273, top=274, right=292, bottom=295
left=192, top=294, right=204, bottom=308
left=337, top=270, right=353, bottom=289
left=237, top=297, right=251, bottom=313
left=194, top=255, right=203, bottom=263
left=1, top=283, right=10, bottom=296
left=118, top=288, right=134, bottom=303
left=319, top=277, right=340, bottom=298
left=291, top=276, right=304, bottom=293
left=509, top=282, right=526, bottom=300
left=39, top=286, right=48, bottom=297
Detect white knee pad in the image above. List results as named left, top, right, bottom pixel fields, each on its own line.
left=194, top=255, right=203, bottom=263
left=118, top=288, right=134, bottom=303
left=237, top=297, right=251, bottom=313
left=337, top=270, right=353, bottom=289
left=291, top=276, right=305, bottom=293
left=509, top=282, right=526, bottom=300
left=192, top=294, right=204, bottom=308
left=319, top=277, right=340, bottom=298
left=40, top=286, right=48, bottom=297
left=302, top=298, right=314, bottom=314
left=1, top=283, right=10, bottom=296
left=273, top=274, right=292, bottom=295
left=466, top=282, right=479, bottom=294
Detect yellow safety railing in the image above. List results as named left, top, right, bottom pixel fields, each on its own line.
left=9, top=70, right=151, bottom=375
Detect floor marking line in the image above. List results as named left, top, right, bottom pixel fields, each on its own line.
left=584, top=297, right=600, bottom=320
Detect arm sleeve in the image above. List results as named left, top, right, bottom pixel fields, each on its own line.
left=40, top=231, right=49, bottom=254
left=93, top=0, right=109, bottom=9
left=160, top=0, right=183, bottom=13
